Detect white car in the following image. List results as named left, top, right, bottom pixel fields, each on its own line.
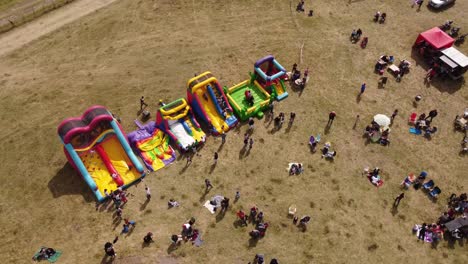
left=428, top=0, right=456, bottom=9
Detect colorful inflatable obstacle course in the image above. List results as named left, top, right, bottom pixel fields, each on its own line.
left=224, top=74, right=271, bottom=121
left=58, top=106, right=146, bottom=202
left=187, top=72, right=238, bottom=135
left=156, top=98, right=206, bottom=151
left=128, top=121, right=176, bottom=172
left=253, top=55, right=288, bottom=101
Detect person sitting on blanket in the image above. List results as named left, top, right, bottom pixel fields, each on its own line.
left=290, top=164, right=298, bottom=175
left=35, top=247, right=56, bottom=260
left=323, top=151, right=337, bottom=159
left=370, top=174, right=381, bottom=185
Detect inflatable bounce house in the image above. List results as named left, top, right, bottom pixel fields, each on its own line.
left=156, top=98, right=206, bottom=151
left=224, top=66, right=272, bottom=121
left=253, top=55, right=288, bottom=101
left=128, top=121, right=176, bottom=172
left=187, top=72, right=238, bottom=135
left=57, top=106, right=146, bottom=202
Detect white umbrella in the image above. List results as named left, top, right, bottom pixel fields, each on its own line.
left=373, top=114, right=391, bottom=128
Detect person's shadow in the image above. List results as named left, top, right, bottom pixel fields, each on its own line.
left=391, top=205, right=398, bottom=216
left=140, top=199, right=150, bottom=211
left=356, top=93, right=362, bottom=103
left=209, top=163, right=216, bottom=174
left=324, top=123, right=331, bottom=134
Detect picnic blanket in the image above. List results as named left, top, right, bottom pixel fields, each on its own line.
left=409, top=127, right=422, bottom=135
left=33, top=247, right=62, bottom=263
left=368, top=175, right=384, bottom=187
left=203, top=200, right=216, bottom=214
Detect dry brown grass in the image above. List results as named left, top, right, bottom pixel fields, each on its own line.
left=0, top=0, right=467, bottom=263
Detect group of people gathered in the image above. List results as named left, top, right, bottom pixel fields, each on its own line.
left=414, top=109, right=438, bottom=137
left=414, top=192, right=468, bottom=244
left=364, top=121, right=390, bottom=146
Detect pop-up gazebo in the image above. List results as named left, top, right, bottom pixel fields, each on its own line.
left=414, top=27, right=454, bottom=50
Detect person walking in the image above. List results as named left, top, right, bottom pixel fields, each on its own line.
left=145, top=186, right=151, bottom=200
left=249, top=138, right=254, bottom=149
left=328, top=111, right=336, bottom=126
left=360, top=82, right=366, bottom=94
left=140, top=96, right=148, bottom=110
left=393, top=193, right=405, bottom=208
left=213, top=152, right=219, bottom=164
left=205, top=179, right=213, bottom=190
left=391, top=109, right=398, bottom=122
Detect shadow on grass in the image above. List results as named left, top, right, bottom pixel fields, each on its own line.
left=140, top=199, right=150, bottom=211
left=100, top=254, right=115, bottom=264
left=48, top=163, right=95, bottom=203
left=248, top=237, right=259, bottom=248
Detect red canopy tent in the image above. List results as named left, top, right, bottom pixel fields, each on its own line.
left=414, top=27, right=454, bottom=50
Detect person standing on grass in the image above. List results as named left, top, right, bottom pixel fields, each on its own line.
left=143, top=232, right=154, bottom=244
left=279, top=112, right=285, bottom=127
left=220, top=127, right=226, bottom=144
left=116, top=206, right=122, bottom=219
left=213, top=152, right=219, bottom=164
left=360, top=82, right=366, bottom=94
left=140, top=96, right=148, bottom=110
left=244, top=133, right=250, bottom=147
left=269, top=101, right=275, bottom=118
left=292, top=63, right=298, bottom=74
left=418, top=223, right=427, bottom=240
left=205, top=179, right=213, bottom=190
left=186, top=154, right=192, bottom=166
left=289, top=112, right=296, bottom=125
left=393, top=193, right=405, bottom=208
left=249, top=138, right=254, bottom=149
left=145, top=186, right=151, bottom=200
left=104, top=189, right=110, bottom=199
left=391, top=109, right=398, bottom=122
left=235, top=191, right=240, bottom=201
left=248, top=117, right=255, bottom=131
left=104, top=242, right=117, bottom=258
left=328, top=111, right=336, bottom=126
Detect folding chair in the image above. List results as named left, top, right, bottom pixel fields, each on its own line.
left=429, top=187, right=441, bottom=198
left=409, top=112, right=417, bottom=124
left=422, top=180, right=434, bottom=190
left=288, top=205, right=297, bottom=217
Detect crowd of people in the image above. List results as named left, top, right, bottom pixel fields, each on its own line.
left=364, top=121, right=391, bottom=146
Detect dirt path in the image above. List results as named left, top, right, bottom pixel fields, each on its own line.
left=0, top=0, right=118, bottom=57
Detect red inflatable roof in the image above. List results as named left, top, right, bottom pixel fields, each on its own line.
left=415, top=27, right=454, bottom=50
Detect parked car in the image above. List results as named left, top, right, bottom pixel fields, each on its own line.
left=428, top=0, right=456, bottom=9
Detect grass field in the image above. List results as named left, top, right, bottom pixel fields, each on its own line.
left=0, top=0, right=467, bottom=263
